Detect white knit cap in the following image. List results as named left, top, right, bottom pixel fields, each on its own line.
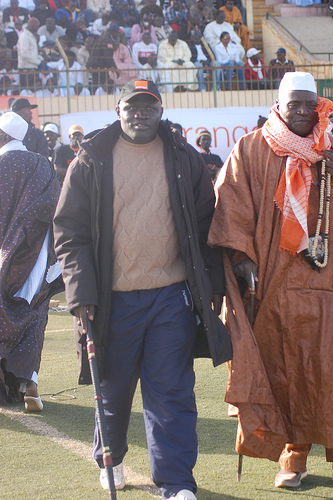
left=278, top=72, right=317, bottom=99
left=0, top=111, right=28, bottom=141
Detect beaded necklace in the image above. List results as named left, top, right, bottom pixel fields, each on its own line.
left=310, top=159, right=331, bottom=268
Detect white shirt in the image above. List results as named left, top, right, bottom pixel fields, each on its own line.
left=139, top=60, right=172, bottom=92
left=91, top=18, right=111, bottom=36
left=17, top=29, right=43, bottom=69
left=214, top=41, right=240, bottom=64
left=195, top=44, right=207, bottom=62
left=132, top=41, right=157, bottom=69
left=203, top=20, right=241, bottom=49
left=47, top=59, right=84, bottom=94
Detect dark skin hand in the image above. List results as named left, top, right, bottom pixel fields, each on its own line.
left=73, top=305, right=95, bottom=334
left=233, top=257, right=258, bottom=289
left=212, top=293, right=223, bottom=316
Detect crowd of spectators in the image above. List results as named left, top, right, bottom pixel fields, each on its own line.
left=0, top=0, right=296, bottom=95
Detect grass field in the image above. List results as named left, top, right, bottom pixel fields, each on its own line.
left=1, top=294, right=333, bottom=500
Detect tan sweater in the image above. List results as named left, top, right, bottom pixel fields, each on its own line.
left=112, top=135, right=187, bottom=291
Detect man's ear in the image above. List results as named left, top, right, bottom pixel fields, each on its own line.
left=116, top=105, right=120, bottom=120
left=275, top=99, right=279, bottom=112
left=160, top=106, right=163, bottom=119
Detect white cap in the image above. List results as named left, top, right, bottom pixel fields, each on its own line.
left=44, top=123, right=60, bottom=135
left=278, top=71, right=317, bottom=99
left=0, top=111, right=28, bottom=141
left=247, top=48, right=261, bottom=58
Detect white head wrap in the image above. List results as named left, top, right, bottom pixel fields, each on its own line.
left=278, top=72, right=317, bottom=100
left=0, top=112, right=28, bottom=141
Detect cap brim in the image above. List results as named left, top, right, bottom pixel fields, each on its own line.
left=30, top=104, right=38, bottom=109
left=120, top=91, right=161, bottom=103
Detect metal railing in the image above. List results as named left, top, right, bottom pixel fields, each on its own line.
left=2, top=63, right=333, bottom=123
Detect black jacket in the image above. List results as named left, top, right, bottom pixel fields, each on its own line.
left=24, top=123, right=49, bottom=158
left=54, top=120, right=232, bottom=370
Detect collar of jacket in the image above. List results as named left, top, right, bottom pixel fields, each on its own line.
left=78, top=119, right=188, bottom=167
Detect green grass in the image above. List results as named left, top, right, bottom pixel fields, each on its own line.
left=1, top=293, right=333, bottom=499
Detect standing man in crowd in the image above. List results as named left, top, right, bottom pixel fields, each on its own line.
left=0, top=111, right=62, bottom=409
left=196, top=130, right=223, bottom=182
left=208, top=72, right=333, bottom=488
left=17, top=17, right=44, bottom=90
left=43, top=122, right=62, bottom=163
left=269, top=47, right=295, bottom=89
left=53, top=79, right=232, bottom=500
left=54, top=124, right=84, bottom=185
left=11, top=97, right=49, bottom=157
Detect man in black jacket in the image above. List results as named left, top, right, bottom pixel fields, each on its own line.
left=11, top=98, right=49, bottom=158
left=54, top=79, right=232, bottom=500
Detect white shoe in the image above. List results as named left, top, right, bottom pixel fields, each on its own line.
left=168, top=489, right=197, bottom=500
left=275, top=469, right=308, bottom=488
left=99, top=461, right=125, bottom=490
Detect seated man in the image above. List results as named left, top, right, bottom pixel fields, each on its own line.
left=111, top=0, right=140, bottom=40
left=3, top=0, right=29, bottom=28
left=32, top=0, right=55, bottom=26
left=37, top=16, right=66, bottom=44
left=55, top=0, right=93, bottom=29
left=245, top=47, right=270, bottom=90
left=189, top=0, right=214, bottom=30
left=158, top=29, right=197, bottom=91
left=47, top=50, right=84, bottom=96
left=214, top=30, right=244, bottom=90
left=269, top=47, right=295, bottom=89
left=153, top=13, right=172, bottom=44
left=130, top=13, right=157, bottom=46
left=132, top=31, right=158, bottom=69
left=91, top=12, right=111, bottom=36
left=140, top=0, right=163, bottom=20
left=203, top=10, right=244, bottom=58
left=219, top=0, right=250, bottom=52
left=139, top=53, right=172, bottom=92
left=187, top=27, right=211, bottom=91
left=86, top=0, right=111, bottom=18
left=164, top=0, right=188, bottom=35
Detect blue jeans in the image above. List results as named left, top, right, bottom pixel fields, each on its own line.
left=215, top=60, right=245, bottom=90
left=194, top=61, right=211, bottom=90
left=93, top=282, right=198, bottom=499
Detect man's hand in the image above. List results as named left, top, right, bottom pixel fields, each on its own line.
left=73, top=305, right=95, bottom=334
left=212, top=293, right=223, bottom=316
left=233, top=257, right=258, bottom=289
